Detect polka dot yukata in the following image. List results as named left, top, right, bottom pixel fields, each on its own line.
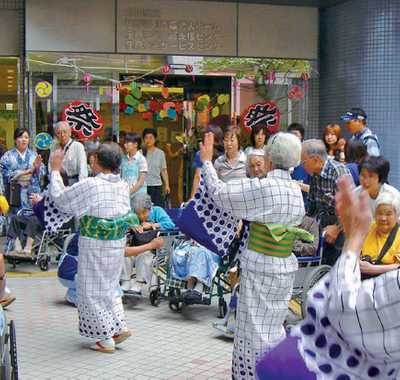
left=49, top=171, right=131, bottom=340
left=201, top=162, right=304, bottom=380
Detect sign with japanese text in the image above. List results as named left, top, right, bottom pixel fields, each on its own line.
left=62, top=102, right=104, bottom=141
left=241, top=102, right=280, bottom=134
left=117, top=0, right=237, bottom=56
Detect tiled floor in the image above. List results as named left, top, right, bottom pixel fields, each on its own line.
left=3, top=257, right=233, bottom=380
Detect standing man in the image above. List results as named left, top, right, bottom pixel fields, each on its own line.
left=341, top=107, right=380, bottom=156
left=301, top=139, right=353, bottom=266
left=50, top=121, right=88, bottom=185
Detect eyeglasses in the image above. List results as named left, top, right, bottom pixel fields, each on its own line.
left=223, top=138, right=236, bottom=144
left=300, top=156, right=315, bottom=165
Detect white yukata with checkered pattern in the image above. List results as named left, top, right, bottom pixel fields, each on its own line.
left=202, top=161, right=304, bottom=379
left=50, top=171, right=131, bottom=340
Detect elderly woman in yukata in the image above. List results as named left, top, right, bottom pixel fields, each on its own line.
left=49, top=142, right=133, bottom=354
left=200, top=131, right=308, bottom=379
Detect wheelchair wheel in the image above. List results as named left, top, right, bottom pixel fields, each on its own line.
left=301, top=265, right=331, bottom=318
left=168, top=299, right=185, bottom=313
left=9, top=321, right=18, bottom=380
left=218, top=298, right=227, bottom=318
left=149, top=290, right=161, bottom=307
left=38, top=257, right=50, bottom=272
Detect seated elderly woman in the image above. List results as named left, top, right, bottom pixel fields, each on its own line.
left=359, top=192, right=400, bottom=280
left=120, top=192, right=175, bottom=294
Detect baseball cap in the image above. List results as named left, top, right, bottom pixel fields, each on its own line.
left=340, top=110, right=367, bottom=121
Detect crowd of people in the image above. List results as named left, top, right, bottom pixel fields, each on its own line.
left=1, top=105, right=400, bottom=378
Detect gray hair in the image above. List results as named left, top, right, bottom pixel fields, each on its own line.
left=265, top=132, right=301, bottom=170
left=246, top=149, right=266, bottom=177
left=55, top=121, right=70, bottom=134
left=302, top=139, right=328, bottom=160
left=130, top=192, right=152, bottom=212
left=375, top=192, right=400, bottom=216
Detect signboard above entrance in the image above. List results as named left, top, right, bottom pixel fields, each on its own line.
left=117, top=0, right=237, bottom=56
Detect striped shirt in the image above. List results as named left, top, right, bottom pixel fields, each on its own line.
left=214, top=151, right=247, bottom=183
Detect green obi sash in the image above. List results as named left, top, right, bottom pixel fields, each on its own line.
left=79, top=211, right=139, bottom=241
left=247, top=222, right=315, bottom=258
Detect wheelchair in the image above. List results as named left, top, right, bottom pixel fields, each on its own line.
left=0, top=314, right=18, bottom=380
left=4, top=208, right=73, bottom=271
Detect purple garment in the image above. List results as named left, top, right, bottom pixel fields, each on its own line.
left=256, top=333, right=316, bottom=380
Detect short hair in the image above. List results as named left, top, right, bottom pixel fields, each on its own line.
left=287, top=123, right=305, bottom=140
left=266, top=132, right=301, bottom=170
left=323, top=124, right=342, bottom=151
left=87, top=149, right=97, bottom=165
left=250, top=122, right=268, bottom=147
left=205, top=124, right=224, bottom=162
left=130, top=192, right=152, bottom=212
left=375, top=192, right=400, bottom=217
left=224, top=125, right=243, bottom=149
left=302, top=139, right=328, bottom=161
left=142, top=128, right=157, bottom=139
left=55, top=121, right=70, bottom=134
left=125, top=132, right=142, bottom=146
left=96, top=142, right=122, bottom=172
left=350, top=107, right=367, bottom=125
left=358, top=155, right=390, bottom=184
left=14, top=127, right=29, bottom=140
left=246, top=149, right=266, bottom=176
left=344, top=139, right=367, bottom=164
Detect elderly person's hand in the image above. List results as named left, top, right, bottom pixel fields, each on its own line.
left=130, top=225, right=144, bottom=233
left=335, top=176, right=371, bottom=254
left=359, top=259, right=377, bottom=274
left=50, top=149, right=65, bottom=171
left=149, top=237, right=164, bottom=250
left=200, top=132, right=214, bottom=163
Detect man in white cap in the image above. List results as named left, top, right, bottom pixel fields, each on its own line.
left=341, top=107, right=380, bottom=156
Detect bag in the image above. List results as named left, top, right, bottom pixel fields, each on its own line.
left=164, top=194, right=172, bottom=209
left=5, top=181, right=21, bottom=207
left=361, top=222, right=400, bottom=281
left=128, top=229, right=158, bottom=246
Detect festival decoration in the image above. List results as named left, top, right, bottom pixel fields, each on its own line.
left=236, top=71, right=244, bottom=79
left=241, top=101, right=280, bottom=134
left=288, top=85, right=304, bottom=101
left=301, top=72, right=310, bottom=90
left=62, top=102, right=104, bottom=141
left=161, top=87, right=169, bottom=99
left=162, top=65, right=171, bottom=74
left=212, top=107, right=220, bottom=118
left=124, top=106, right=134, bottom=115
left=142, top=111, right=152, bottom=120
left=167, top=108, right=177, bottom=119
left=185, top=65, right=193, bottom=73
left=34, top=132, right=53, bottom=150
left=83, top=74, right=91, bottom=93
left=35, top=81, right=53, bottom=98
left=266, top=72, right=275, bottom=87
left=115, top=82, right=122, bottom=91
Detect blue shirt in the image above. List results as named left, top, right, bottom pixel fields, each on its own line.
left=148, top=206, right=175, bottom=230
left=351, top=127, right=380, bottom=156
left=291, top=165, right=309, bottom=204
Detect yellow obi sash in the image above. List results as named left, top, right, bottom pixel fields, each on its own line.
left=79, top=211, right=139, bottom=241
left=248, top=222, right=315, bottom=258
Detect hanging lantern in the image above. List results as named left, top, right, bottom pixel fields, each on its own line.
left=185, top=65, right=193, bottom=73
left=236, top=71, right=244, bottom=79
left=162, top=65, right=170, bottom=74
left=115, top=82, right=122, bottom=91
left=83, top=74, right=91, bottom=93
left=301, top=72, right=310, bottom=90
left=266, top=72, right=275, bottom=88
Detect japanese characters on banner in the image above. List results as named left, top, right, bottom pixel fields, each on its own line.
left=241, top=101, right=280, bottom=134
left=62, top=102, right=104, bottom=141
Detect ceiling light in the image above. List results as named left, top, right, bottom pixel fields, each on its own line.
left=5, top=103, right=13, bottom=110
left=7, top=76, right=13, bottom=80
left=7, top=69, right=14, bottom=73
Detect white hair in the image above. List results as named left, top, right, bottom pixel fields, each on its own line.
left=375, top=192, right=400, bottom=216
left=266, top=132, right=301, bottom=170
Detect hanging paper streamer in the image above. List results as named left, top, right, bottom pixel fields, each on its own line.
left=161, top=87, right=169, bottom=99
left=35, top=81, right=53, bottom=98
left=241, top=101, right=280, bottom=134
left=301, top=72, right=310, bottom=90
left=62, top=102, right=104, bottom=141
left=84, top=74, right=91, bottom=93
left=266, top=72, right=275, bottom=88
left=34, top=132, right=53, bottom=150
left=288, top=85, right=304, bottom=101
left=115, top=82, right=122, bottom=91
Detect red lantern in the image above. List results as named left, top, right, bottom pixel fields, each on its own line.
left=185, top=65, right=193, bottom=73
left=115, top=82, right=122, bottom=91
left=84, top=74, right=91, bottom=93
left=162, top=65, right=170, bottom=74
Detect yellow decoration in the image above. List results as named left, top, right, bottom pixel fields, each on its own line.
left=35, top=81, right=52, bottom=98
left=212, top=107, right=220, bottom=117
left=198, top=94, right=210, bottom=103
left=160, top=110, right=167, bottom=118
left=138, top=104, right=147, bottom=113
left=224, top=94, right=230, bottom=103
left=217, top=94, right=226, bottom=105
left=0, top=195, right=9, bottom=214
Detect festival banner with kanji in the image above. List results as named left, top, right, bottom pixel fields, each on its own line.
left=241, top=101, right=280, bottom=133
left=62, top=102, right=104, bottom=141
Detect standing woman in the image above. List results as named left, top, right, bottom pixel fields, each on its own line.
left=214, top=125, right=247, bottom=182
left=244, top=122, right=269, bottom=155
left=49, top=143, right=132, bottom=353
left=142, top=128, right=169, bottom=207
left=1, top=128, right=46, bottom=210
left=200, top=132, right=306, bottom=379
left=323, top=124, right=345, bottom=161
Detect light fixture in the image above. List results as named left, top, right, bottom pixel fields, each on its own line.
left=7, top=76, right=13, bottom=80
left=5, top=103, right=13, bottom=110
left=7, top=69, right=14, bottom=73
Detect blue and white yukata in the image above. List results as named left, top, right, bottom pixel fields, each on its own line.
left=121, top=151, right=147, bottom=199
left=1, top=147, right=46, bottom=210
